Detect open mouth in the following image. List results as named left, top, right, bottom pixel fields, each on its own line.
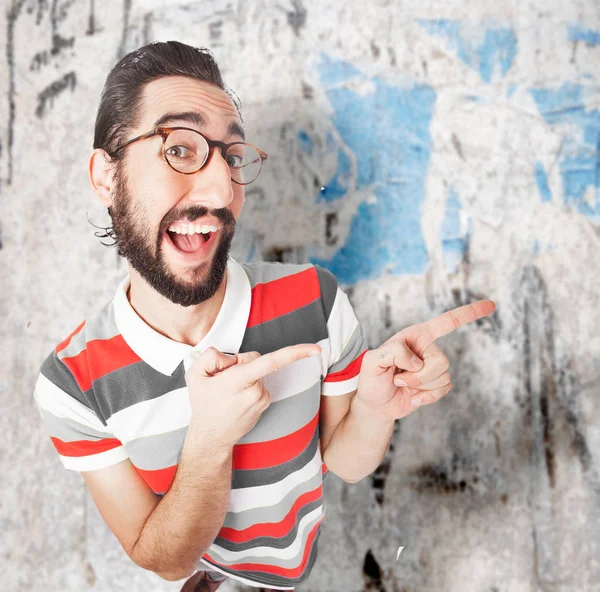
left=163, top=222, right=222, bottom=258
left=166, top=229, right=214, bottom=253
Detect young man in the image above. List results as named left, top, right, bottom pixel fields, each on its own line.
left=33, top=41, right=495, bottom=591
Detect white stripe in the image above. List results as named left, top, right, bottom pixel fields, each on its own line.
left=34, top=374, right=110, bottom=433
left=60, top=446, right=129, bottom=471
left=321, top=376, right=359, bottom=396
left=108, top=351, right=330, bottom=443
left=209, top=505, right=323, bottom=562
left=228, top=447, right=323, bottom=513
left=262, top=352, right=325, bottom=403
left=106, top=388, right=191, bottom=443
left=326, top=288, right=359, bottom=368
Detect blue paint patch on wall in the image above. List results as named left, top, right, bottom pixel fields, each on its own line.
left=297, top=130, right=313, bottom=155
left=441, top=188, right=470, bottom=273
left=534, top=162, right=552, bottom=203
left=318, top=148, right=352, bottom=203
left=568, top=25, right=600, bottom=46
left=310, top=53, right=436, bottom=283
left=418, top=19, right=518, bottom=83
left=530, top=83, right=600, bottom=222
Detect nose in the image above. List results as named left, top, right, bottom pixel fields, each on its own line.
left=186, top=146, right=234, bottom=209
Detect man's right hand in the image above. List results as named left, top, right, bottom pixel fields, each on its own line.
left=184, top=344, right=322, bottom=449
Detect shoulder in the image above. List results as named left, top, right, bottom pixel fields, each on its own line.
left=41, top=300, right=116, bottom=393
left=240, top=260, right=315, bottom=287
left=240, top=260, right=338, bottom=290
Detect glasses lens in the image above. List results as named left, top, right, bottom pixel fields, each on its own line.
left=164, top=129, right=208, bottom=173
left=225, top=144, right=262, bottom=185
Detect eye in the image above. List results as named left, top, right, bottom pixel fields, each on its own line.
left=166, top=145, right=192, bottom=159
left=226, top=153, right=243, bottom=167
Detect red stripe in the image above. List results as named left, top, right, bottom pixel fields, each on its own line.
left=219, top=483, right=323, bottom=543
left=135, top=465, right=178, bottom=494
left=55, top=320, right=86, bottom=355
left=51, top=436, right=122, bottom=457
left=204, top=515, right=324, bottom=578
left=232, top=411, right=319, bottom=471
left=324, top=349, right=367, bottom=383
left=247, top=268, right=321, bottom=328
left=62, top=334, right=142, bottom=392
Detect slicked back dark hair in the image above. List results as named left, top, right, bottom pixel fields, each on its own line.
left=93, top=40, right=242, bottom=160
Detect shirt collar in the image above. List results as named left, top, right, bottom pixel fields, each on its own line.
left=112, top=257, right=251, bottom=376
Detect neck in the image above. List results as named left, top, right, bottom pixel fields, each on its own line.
left=126, top=266, right=228, bottom=347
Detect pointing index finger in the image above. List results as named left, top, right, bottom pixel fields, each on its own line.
left=229, top=344, right=321, bottom=388
left=407, top=300, right=496, bottom=355
left=426, top=299, right=495, bottom=340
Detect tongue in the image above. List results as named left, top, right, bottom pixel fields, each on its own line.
left=170, top=232, right=207, bottom=253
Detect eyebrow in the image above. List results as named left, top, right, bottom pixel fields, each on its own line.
left=152, top=110, right=246, bottom=141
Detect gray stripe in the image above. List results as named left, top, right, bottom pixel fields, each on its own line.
left=231, top=421, right=320, bottom=490
left=241, top=261, right=314, bottom=289
left=56, top=322, right=88, bottom=361
left=125, top=426, right=187, bottom=471
left=204, top=527, right=322, bottom=588
left=40, top=351, right=92, bottom=411
left=314, top=265, right=338, bottom=323
left=38, top=407, right=111, bottom=442
left=238, top=380, right=320, bottom=444
left=57, top=302, right=119, bottom=361
left=85, top=301, right=120, bottom=342
left=92, top=360, right=186, bottom=422
left=215, top=498, right=323, bottom=552
left=224, top=454, right=323, bottom=530
left=211, top=513, right=324, bottom=579
left=118, top=382, right=319, bottom=471
left=328, top=322, right=368, bottom=374
left=240, top=299, right=328, bottom=356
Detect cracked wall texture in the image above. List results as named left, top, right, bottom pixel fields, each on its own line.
left=1, top=1, right=599, bottom=591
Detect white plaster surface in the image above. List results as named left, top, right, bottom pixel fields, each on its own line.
left=1, top=1, right=599, bottom=591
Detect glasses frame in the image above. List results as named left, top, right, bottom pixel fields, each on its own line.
left=111, top=126, right=268, bottom=185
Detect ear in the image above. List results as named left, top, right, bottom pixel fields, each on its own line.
left=89, top=149, right=117, bottom=208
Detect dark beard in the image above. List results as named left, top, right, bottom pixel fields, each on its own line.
left=108, top=163, right=236, bottom=307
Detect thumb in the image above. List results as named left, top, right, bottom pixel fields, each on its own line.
left=191, top=347, right=238, bottom=377
left=235, top=351, right=262, bottom=365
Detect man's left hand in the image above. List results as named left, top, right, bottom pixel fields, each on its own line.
left=355, top=300, right=496, bottom=421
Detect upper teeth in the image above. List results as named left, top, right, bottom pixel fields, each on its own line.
left=168, top=224, right=220, bottom=235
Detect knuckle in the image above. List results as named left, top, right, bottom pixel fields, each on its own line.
left=268, top=358, right=282, bottom=374
left=449, top=310, right=461, bottom=330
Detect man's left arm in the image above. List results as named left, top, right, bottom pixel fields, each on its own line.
left=322, top=299, right=497, bottom=484
left=321, top=390, right=395, bottom=484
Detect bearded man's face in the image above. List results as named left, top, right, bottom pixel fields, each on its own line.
left=105, top=76, right=246, bottom=306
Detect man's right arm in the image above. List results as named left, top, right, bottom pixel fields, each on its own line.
left=82, top=422, right=233, bottom=582
left=39, top=342, right=321, bottom=581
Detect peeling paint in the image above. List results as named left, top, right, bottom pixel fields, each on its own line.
left=311, top=53, right=435, bottom=283
left=418, top=19, right=518, bottom=82
left=530, top=83, right=600, bottom=222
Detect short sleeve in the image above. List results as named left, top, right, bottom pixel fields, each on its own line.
left=314, top=265, right=368, bottom=396
left=33, top=349, right=129, bottom=472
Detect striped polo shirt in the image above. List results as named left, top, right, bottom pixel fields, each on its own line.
left=33, top=257, right=368, bottom=590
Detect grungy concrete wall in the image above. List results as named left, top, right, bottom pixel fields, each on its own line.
left=1, top=1, right=599, bottom=591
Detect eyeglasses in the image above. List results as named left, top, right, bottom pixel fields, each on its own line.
left=111, top=126, right=268, bottom=185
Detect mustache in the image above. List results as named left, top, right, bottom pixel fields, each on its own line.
left=164, top=206, right=236, bottom=230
